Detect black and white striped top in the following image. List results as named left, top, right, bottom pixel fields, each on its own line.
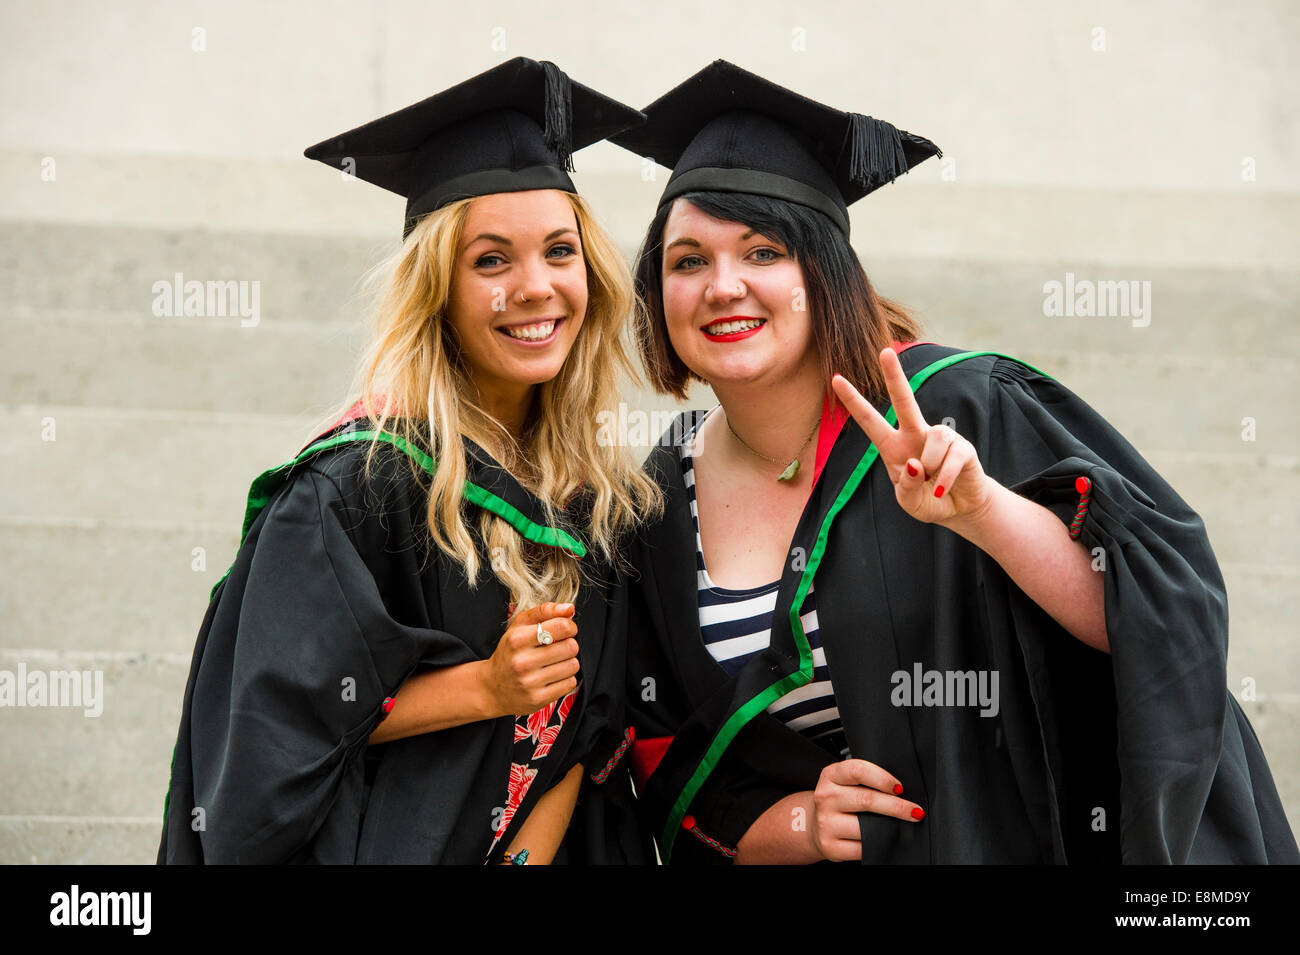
left=681, top=415, right=846, bottom=755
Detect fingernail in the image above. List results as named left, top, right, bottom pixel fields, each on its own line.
left=934, top=485, right=944, bottom=498
left=906, top=463, right=918, bottom=477
left=911, top=807, right=926, bottom=820
left=556, top=603, right=574, bottom=613
left=893, top=783, right=903, bottom=795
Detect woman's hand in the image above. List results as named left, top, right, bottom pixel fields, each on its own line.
left=809, top=758, right=925, bottom=862
left=734, top=758, right=924, bottom=864
left=832, top=348, right=997, bottom=530
left=479, top=602, right=581, bottom=718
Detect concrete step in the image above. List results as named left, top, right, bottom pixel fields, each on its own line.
left=2, top=406, right=1295, bottom=566
left=1236, top=697, right=1300, bottom=851
left=6, top=308, right=1298, bottom=458
left=1143, top=448, right=1300, bottom=568
left=1, top=649, right=1293, bottom=861
left=5, top=150, right=1297, bottom=271
left=1010, top=350, right=1298, bottom=460
left=5, top=520, right=1296, bottom=668
left=1222, top=565, right=1300, bottom=696
left=4, top=219, right=1297, bottom=358
left=4, top=308, right=361, bottom=416
left=0, top=651, right=183, bottom=823
left=0, top=406, right=311, bottom=530
left=874, top=257, right=1300, bottom=361
left=0, top=520, right=234, bottom=656
left=0, top=221, right=383, bottom=324
left=0, top=817, right=161, bottom=865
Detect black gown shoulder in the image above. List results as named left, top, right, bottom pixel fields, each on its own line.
left=158, top=421, right=643, bottom=864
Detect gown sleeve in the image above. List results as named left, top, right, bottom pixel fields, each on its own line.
left=158, top=459, right=483, bottom=864
left=666, top=716, right=829, bottom=864
left=558, top=565, right=633, bottom=783
left=980, top=358, right=1298, bottom=863
left=547, top=564, right=657, bottom=865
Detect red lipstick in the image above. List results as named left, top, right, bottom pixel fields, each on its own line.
left=701, top=316, right=766, bottom=343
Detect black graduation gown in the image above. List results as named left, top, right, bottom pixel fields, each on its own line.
left=624, top=343, right=1299, bottom=865
left=157, top=416, right=641, bottom=864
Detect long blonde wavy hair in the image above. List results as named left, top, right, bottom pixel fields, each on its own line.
left=310, top=191, right=662, bottom=613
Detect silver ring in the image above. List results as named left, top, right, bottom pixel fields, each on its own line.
left=518, top=291, right=529, bottom=304
left=536, top=623, right=552, bottom=646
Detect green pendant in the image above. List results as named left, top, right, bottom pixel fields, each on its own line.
left=777, top=459, right=800, bottom=482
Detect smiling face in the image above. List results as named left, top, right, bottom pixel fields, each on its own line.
left=660, top=198, right=817, bottom=388
left=446, top=189, right=587, bottom=403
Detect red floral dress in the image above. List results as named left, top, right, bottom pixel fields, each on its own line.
left=486, top=685, right=579, bottom=857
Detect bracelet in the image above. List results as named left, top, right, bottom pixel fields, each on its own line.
left=502, top=849, right=529, bottom=865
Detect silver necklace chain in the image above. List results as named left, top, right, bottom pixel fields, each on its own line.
left=707, top=406, right=821, bottom=482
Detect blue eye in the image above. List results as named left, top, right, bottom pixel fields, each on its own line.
left=474, top=253, right=505, bottom=268
left=751, top=247, right=783, bottom=262
left=547, top=243, right=578, bottom=259
left=671, top=254, right=704, bottom=270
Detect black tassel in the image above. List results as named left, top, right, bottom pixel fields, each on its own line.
left=540, top=60, right=574, bottom=172
left=846, top=113, right=909, bottom=189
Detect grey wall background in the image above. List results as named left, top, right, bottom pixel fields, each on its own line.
left=1, top=0, right=1296, bottom=862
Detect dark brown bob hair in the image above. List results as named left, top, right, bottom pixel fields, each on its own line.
left=632, top=190, right=925, bottom=408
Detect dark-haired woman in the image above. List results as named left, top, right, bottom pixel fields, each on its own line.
left=612, top=61, right=1298, bottom=865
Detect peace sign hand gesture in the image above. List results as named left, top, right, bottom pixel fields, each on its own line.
left=832, top=348, right=997, bottom=530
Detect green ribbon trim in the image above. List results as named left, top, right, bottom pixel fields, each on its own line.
left=207, top=428, right=587, bottom=600
left=659, top=351, right=1054, bottom=860
left=164, top=426, right=588, bottom=828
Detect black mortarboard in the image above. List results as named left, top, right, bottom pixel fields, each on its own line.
left=304, top=57, right=645, bottom=240
left=611, top=60, right=942, bottom=236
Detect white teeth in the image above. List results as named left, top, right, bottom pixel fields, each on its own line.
left=503, top=321, right=556, bottom=341
left=704, top=319, right=764, bottom=335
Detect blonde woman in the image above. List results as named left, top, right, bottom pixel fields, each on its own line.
left=158, top=59, right=660, bottom=864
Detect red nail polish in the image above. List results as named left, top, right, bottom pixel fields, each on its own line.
left=906, top=462, right=918, bottom=477
left=911, top=807, right=926, bottom=820
left=934, top=485, right=944, bottom=498
left=382, top=697, right=395, bottom=714
left=893, top=783, right=903, bottom=795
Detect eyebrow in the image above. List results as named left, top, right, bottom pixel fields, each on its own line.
left=664, top=237, right=700, bottom=253
left=467, top=227, right=577, bottom=247
left=664, top=229, right=779, bottom=255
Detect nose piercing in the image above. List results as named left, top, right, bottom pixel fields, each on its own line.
left=518, top=291, right=529, bottom=304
